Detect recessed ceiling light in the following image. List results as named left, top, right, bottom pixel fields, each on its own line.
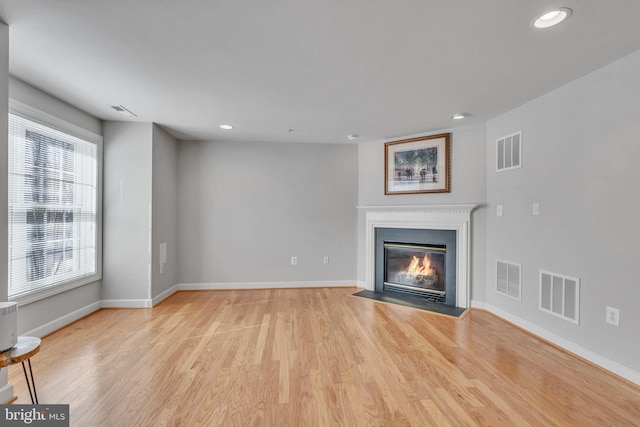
left=451, top=112, right=469, bottom=120
left=220, top=124, right=233, bottom=130
left=533, top=8, right=572, bottom=29
left=347, top=134, right=359, bottom=140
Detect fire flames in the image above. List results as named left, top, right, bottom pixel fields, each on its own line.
left=394, top=254, right=439, bottom=286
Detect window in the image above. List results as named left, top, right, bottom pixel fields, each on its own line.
left=8, top=112, right=101, bottom=302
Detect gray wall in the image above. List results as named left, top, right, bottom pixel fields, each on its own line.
left=485, top=49, right=640, bottom=372
left=102, top=122, right=153, bottom=301
left=356, top=126, right=487, bottom=302
left=151, top=124, right=178, bottom=299
left=177, top=140, right=358, bottom=284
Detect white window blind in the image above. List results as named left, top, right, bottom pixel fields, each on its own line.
left=8, top=113, right=99, bottom=300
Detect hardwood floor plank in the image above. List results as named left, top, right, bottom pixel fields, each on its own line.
left=8, top=287, right=640, bottom=426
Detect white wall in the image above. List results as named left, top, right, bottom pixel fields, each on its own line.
left=151, top=124, right=178, bottom=301
left=356, top=126, right=487, bottom=302
left=102, top=122, right=153, bottom=303
left=485, top=49, right=640, bottom=374
left=177, top=140, right=358, bottom=286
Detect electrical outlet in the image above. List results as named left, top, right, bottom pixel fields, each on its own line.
left=497, top=205, right=503, bottom=217
left=323, top=256, right=329, bottom=264
left=606, top=306, right=620, bottom=326
left=291, top=256, right=297, bottom=265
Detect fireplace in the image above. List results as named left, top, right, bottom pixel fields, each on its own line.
left=383, top=242, right=446, bottom=301
left=375, top=227, right=457, bottom=305
left=360, top=204, right=476, bottom=309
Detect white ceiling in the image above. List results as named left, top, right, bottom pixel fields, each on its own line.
left=1, top=0, right=640, bottom=143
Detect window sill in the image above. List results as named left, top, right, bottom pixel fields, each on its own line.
left=9, top=274, right=101, bottom=307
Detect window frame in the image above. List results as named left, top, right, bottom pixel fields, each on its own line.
left=8, top=100, right=103, bottom=306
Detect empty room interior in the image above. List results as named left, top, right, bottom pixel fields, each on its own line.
left=0, top=1, right=639, bottom=425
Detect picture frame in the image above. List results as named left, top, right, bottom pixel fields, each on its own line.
left=384, top=133, right=451, bottom=195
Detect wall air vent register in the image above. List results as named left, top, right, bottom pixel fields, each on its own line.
left=539, top=270, right=580, bottom=324
left=496, top=259, right=521, bottom=301
left=497, top=131, right=522, bottom=171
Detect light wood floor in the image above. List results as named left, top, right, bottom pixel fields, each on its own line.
left=9, top=288, right=640, bottom=426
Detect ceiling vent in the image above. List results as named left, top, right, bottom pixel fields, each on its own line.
left=110, top=105, right=137, bottom=118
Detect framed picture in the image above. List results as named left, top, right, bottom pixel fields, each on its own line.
left=385, top=133, right=451, bottom=195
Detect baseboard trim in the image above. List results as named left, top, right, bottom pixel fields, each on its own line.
left=101, top=299, right=152, bottom=308
left=483, top=303, right=640, bottom=386
left=470, top=299, right=486, bottom=309
left=178, top=280, right=357, bottom=291
left=152, top=285, right=178, bottom=307
left=22, top=301, right=102, bottom=338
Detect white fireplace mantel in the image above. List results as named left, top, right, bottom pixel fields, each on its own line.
left=358, top=204, right=477, bottom=308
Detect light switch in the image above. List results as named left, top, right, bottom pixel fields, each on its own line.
left=159, top=243, right=167, bottom=264
left=533, top=203, right=540, bottom=216
left=497, top=205, right=503, bottom=217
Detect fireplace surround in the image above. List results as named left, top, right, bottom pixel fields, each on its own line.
left=359, top=204, right=476, bottom=308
